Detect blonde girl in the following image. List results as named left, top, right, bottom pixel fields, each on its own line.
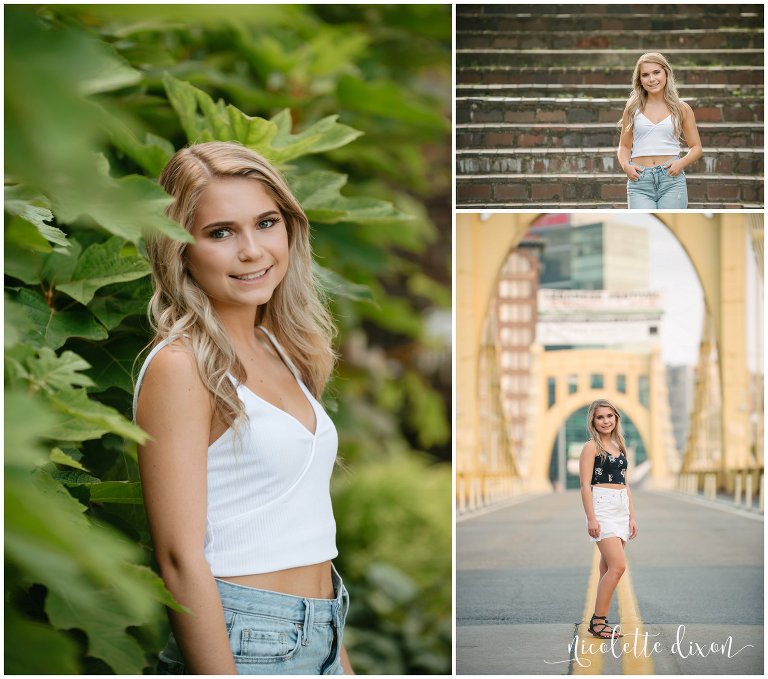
left=579, top=399, right=639, bottom=640
left=618, top=52, right=703, bottom=209
left=134, top=141, right=353, bottom=674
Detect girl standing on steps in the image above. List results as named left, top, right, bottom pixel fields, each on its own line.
left=618, top=52, right=703, bottom=209
left=134, top=141, right=353, bottom=674
left=579, top=399, right=638, bottom=640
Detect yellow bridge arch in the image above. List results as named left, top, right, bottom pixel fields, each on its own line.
left=457, top=213, right=760, bottom=507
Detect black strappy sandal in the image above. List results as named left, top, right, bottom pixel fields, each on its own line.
left=588, top=613, right=622, bottom=639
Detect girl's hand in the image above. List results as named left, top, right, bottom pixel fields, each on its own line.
left=629, top=518, right=638, bottom=539
left=624, top=163, right=643, bottom=181
left=664, top=159, right=686, bottom=177
left=587, top=518, right=601, bottom=539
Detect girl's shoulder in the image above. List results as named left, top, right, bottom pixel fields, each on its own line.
left=582, top=439, right=598, bottom=455
left=133, top=337, right=203, bottom=419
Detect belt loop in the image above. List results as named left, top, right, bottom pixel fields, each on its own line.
left=301, top=598, right=313, bottom=646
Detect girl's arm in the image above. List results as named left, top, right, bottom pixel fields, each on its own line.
left=579, top=441, right=599, bottom=538
left=617, top=111, right=642, bottom=180
left=137, top=344, right=238, bottom=675
left=667, top=102, right=703, bottom=176
left=340, top=644, right=355, bottom=674
left=625, top=468, right=639, bottom=539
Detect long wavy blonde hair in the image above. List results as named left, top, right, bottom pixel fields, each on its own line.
left=143, top=141, right=336, bottom=433
left=619, top=52, right=685, bottom=141
left=586, top=399, right=627, bottom=464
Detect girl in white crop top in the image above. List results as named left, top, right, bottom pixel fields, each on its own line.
left=617, top=52, right=703, bottom=208
left=135, top=142, right=353, bottom=674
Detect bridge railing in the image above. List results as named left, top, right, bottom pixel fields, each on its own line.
left=456, top=472, right=526, bottom=514
left=677, top=468, right=764, bottom=513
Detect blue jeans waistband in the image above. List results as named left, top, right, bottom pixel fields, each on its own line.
left=630, top=161, right=673, bottom=172
left=213, top=563, right=347, bottom=625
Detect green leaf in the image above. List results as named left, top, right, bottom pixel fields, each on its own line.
left=289, top=171, right=412, bottom=224
left=70, top=335, right=144, bottom=394
left=163, top=74, right=363, bottom=164
left=5, top=390, right=60, bottom=469
left=57, top=237, right=150, bottom=305
left=4, top=611, right=80, bottom=674
left=314, top=263, right=374, bottom=302
left=337, top=75, right=448, bottom=135
left=47, top=389, right=149, bottom=445
left=88, top=481, right=144, bottom=504
left=54, top=469, right=102, bottom=484
left=123, top=563, right=189, bottom=613
left=87, top=276, right=152, bottom=330
left=5, top=185, right=69, bottom=247
left=9, top=288, right=108, bottom=350
left=25, top=348, right=95, bottom=393
left=5, top=293, right=40, bottom=348
left=46, top=581, right=147, bottom=674
left=269, top=109, right=363, bottom=163
left=104, top=112, right=175, bottom=176
left=52, top=172, right=194, bottom=246
left=50, top=447, right=90, bottom=471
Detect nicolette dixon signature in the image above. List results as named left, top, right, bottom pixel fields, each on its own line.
left=544, top=624, right=754, bottom=668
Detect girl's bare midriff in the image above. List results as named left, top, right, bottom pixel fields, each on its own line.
left=630, top=155, right=676, bottom=167
left=593, top=483, right=626, bottom=490
left=218, top=560, right=335, bottom=599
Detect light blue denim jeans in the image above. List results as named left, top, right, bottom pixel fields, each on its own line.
left=626, top=160, right=688, bottom=209
left=157, top=564, right=349, bottom=675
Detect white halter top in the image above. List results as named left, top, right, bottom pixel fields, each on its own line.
left=631, top=110, right=681, bottom=157
left=133, top=327, right=338, bottom=576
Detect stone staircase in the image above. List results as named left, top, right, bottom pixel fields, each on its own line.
left=456, top=4, right=764, bottom=209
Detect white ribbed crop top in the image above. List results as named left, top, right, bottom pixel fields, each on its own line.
left=631, top=110, right=681, bottom=157
left=133, top=327, right=338, bottom=577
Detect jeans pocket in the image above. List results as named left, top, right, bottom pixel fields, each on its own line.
left=231, top=612, right=303, bottom=662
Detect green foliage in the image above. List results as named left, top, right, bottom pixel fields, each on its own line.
left=6, top=4, right=450, bottom=674
left=333, top=455, right=452, bottom=674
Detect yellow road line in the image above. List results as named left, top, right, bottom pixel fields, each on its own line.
left=573, top=547, right=604, bottom=675
left=617, top=561, right=655, bottom=674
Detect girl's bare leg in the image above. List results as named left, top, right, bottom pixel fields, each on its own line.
left=594, top=536, right=626, bottom=617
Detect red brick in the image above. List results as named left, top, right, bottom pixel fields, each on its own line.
left=598, top=109, right=622, bottom=123
left=727, top=107, right=760, bottom=123
left=713, top=157, right=732, bottom=173
left=474, top=110, right=503, bottom=124
left=601, top=184, right=626, bottom=200
left=696, top=107, right=722, bottom=122
left=517, top=134, right=546, bottom=146
left=504, top=110, right=536, bottom=123
left=688, top=183, right=706, bottom=201
left=494, top=184, right=528, bottom=200
left=537, top=110, right=566, bottom=123
left=458, top=184, right=492, bottom=201
left=532, top=183, right=563, bottom=201
left=707, top=184, right=739, bottom=201
left=486, top=132, right=514, bottom=146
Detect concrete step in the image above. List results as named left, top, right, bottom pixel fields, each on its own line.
left=458, top=96, right=764, bottom=124
left=456, top=12, right=763, bottom=32
left=457, top=65, right=763, bottom=85
left=458, top=201, right=764, bottom=209
left=457, top=29, right=763, bottom=50
left=457, top=48, right=764, bottom=68
left=456, top=148, right=763, bottom=175
left=456, top=83, right=764, bottom=98
left=456, top=122, right=764, bottom=150
left=460, top=4, right=761, bottom=16
left=456, top=174, right=764, bottom=206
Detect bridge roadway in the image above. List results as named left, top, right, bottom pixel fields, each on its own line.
left=457, top=489, right=763, bottom=674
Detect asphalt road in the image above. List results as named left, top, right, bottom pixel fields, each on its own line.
left=456, top=490, right=764, bottom=675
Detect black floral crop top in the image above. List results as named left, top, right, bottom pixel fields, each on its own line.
left=591, top=450, right=627, bottom=485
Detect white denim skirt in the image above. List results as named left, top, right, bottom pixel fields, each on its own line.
left=588, top=486, right=630, bottom=543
